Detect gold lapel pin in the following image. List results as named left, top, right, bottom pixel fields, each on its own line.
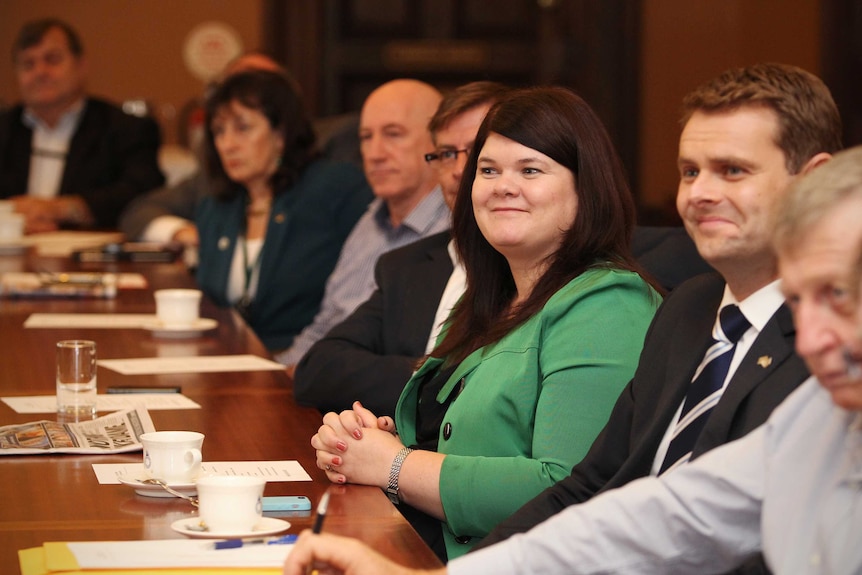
left=757, top=356, right=773, bottom=368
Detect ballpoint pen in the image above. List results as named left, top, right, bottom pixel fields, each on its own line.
left=308, top=491, right=331, bottom=574
left=213, top=533, right=298, bottom=550
left=312, top=490, right=330, bottom=534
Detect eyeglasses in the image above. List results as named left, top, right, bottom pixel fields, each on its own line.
left=424, top=148, right=471, bottom=165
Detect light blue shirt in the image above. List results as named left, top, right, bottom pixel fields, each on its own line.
left=277, top=186, right=449, bottom=364
left=451, top=376, right=862, bottom=574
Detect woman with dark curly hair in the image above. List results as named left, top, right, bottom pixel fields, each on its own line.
left=194, top=70, right=371, bottom=351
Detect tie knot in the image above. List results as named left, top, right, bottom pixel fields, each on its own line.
left=719, top=304, right=750, bottom=343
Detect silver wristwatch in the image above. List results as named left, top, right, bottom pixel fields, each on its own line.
left=386, top=447, right=414, bottom=505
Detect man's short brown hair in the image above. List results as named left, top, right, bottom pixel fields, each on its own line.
left=428, top=81, right=510, bottom=140
left=681, top=63, right=842, bottom=173
left=12, top=18, right=84, bottom=61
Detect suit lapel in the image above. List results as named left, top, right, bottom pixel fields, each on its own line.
left=643, top=289, right=722, bottom=435
left=3, top=110, right=34, bottom=196
left=254, top=191, right=297, bottom=300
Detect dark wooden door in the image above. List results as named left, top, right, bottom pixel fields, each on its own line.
left=821, top=0, right=862, bottom=150
left=267, top=0, right=642, bottom=203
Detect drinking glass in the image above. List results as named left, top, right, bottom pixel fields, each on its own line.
left=56, top=340, right=97, bottom=421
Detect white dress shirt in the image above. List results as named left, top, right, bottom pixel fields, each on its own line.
left=424, top=239, right=466, bottom=355
left=23, top=101, right=85, bottom=198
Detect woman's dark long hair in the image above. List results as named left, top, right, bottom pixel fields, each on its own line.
left=203, top=70, right=317, bottom=200
left=432, top=86, right=653, bottom=364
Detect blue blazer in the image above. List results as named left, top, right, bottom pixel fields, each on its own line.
left=195, top=159, right=372, bottom=351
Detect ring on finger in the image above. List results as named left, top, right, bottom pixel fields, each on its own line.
left=325, top=464, right=332, bottom=471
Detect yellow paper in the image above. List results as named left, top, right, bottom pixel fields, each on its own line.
left=18, top=547, right=49, bottom=575
left=21, top=542, right=282, bottom=575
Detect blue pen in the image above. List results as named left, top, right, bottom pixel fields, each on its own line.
left=213, top=533, right=298, bottom=550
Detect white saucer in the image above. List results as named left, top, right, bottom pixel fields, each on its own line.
left=0, top=241, right=27, bottom=255
left=142, top=317, right=218, bottom=339
left=171, top=516, right=290, bottom=539
left=118, top=476, right=198, bottom=498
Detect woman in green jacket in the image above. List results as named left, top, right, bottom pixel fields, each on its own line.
left=311, top=86, right=661, bottom=561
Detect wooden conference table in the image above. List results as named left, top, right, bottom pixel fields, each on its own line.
left=0, top=247, right=442, bottom=572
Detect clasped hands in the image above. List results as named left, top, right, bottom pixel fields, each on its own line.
left=312, top=401, right=404, bottom=487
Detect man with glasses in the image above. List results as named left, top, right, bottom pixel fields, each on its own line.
left=293, top=82, right=509, bottom=415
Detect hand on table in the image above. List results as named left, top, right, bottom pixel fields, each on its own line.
left=171, top=224, right=199, bottom=246
left=12, top=195, right=92, bottom=232
left=283, top=531, right=441, bottom=575
left=312, top=401, right=399, bottom=486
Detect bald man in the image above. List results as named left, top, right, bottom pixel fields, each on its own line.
left=277, top=79, right=448, bottom=369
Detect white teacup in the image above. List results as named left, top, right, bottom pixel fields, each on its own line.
left=0, top=213, right=25, bottom=243
left=154, top=289, right=201, bottom=327
left=196, top=475, right=266, bottom=533
left=140, top=431, right=204, bottom=484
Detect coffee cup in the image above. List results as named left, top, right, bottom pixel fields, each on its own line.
left=154, top=289, right=201, bottom=327
left=140, top=431, right=204, bottom=484
left=196, top=475, right=266, bottom=533
left=0, top=212, right=24, bottom=243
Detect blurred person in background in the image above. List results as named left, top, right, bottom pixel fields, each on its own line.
left=194, top=70, right=372, bottom=352
left=117, top=52, right=292, bottom=247
left=0, top=18, right=164, bottom=232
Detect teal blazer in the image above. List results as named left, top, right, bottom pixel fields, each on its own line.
left=195, top=159, right=372, bottom=350
left=395, top=268, right=660, bottom=559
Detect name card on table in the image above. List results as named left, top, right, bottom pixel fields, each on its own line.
left=92, top=460, right=312, bottom=484
left=2, top=394, right=200, bottom=414
left=98, top=355, right=285, bottom=375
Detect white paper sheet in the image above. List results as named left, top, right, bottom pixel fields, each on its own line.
left=25, top=312, right=156, bottom=328
left=1, top=393, right=200, bottom=414
left=65, top=538, right=293, bottom=568
left=98, top=354, right=285, bottom=375
left=22, top=230, right=124, bottom=256
left=93, top=460, right=312, bottom=484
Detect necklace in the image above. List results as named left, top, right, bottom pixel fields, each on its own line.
left=245, top=196, right=272, bottom=217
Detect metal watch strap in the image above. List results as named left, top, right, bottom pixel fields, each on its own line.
left=386, top=447, right=414, bottom=505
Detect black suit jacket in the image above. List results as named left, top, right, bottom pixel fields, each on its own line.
left=479, top=272, right=809, bottom=556
left=293, top=231, right=453, bottom=415
left=0, top=98, right=165, bottom=228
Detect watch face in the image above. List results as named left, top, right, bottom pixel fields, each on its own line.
left=386, top=489, right=400, bottom=505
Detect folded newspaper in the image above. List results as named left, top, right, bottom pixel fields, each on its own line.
left=0, top=407, right=155, bottom=455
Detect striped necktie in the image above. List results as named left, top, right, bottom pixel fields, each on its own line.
left=659, top=304, right=750, bottom=475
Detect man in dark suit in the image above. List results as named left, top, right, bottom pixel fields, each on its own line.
left=293, top=81, right=510, bottom=415
left=0, top=18, right=163, bottom=232
left=475, top=63, right=842, bottom=572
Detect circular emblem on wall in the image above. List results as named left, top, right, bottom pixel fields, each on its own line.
left=183, top=21, right=243, bottom=82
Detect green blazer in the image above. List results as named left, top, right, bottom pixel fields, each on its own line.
left=395, top=268, right=660, bottom=560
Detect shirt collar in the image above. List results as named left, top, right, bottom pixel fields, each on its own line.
left=372, top=185, right=446, bottom=233
left=719, top=279, right=784, bottom=333
left=23, top=98, right=86, bottom=132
